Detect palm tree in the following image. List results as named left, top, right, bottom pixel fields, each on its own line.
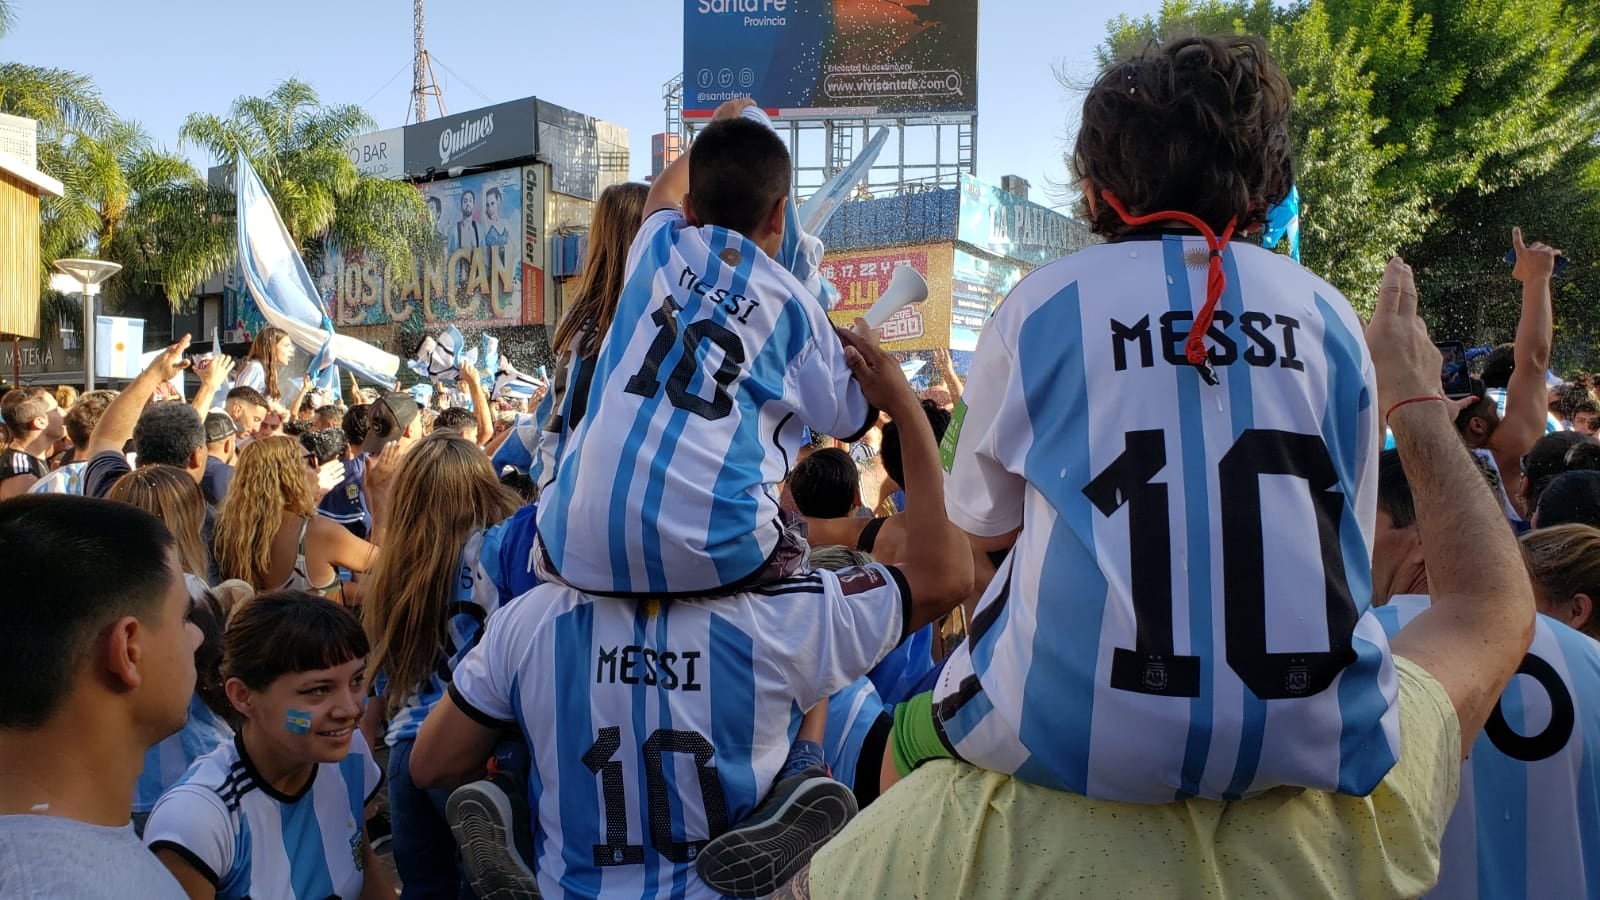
left=146, top=78, right=433, bottom=306
left=0, top=1, right=13, bottom=38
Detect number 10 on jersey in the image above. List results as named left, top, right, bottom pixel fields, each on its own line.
left=1083, top=428, right=1361, bottom=701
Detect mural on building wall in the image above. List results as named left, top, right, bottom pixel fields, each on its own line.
left=326, top=167, right=528, bottom=329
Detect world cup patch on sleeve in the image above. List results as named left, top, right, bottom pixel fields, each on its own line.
left=837, top=566, right=888, bottom=596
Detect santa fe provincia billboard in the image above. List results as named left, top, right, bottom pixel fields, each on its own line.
left=683, top=0, right=978, bottom=118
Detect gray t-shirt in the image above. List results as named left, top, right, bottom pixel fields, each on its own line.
left=0, top=814, right=184, bottom=899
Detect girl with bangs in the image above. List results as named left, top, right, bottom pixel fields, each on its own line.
left=144, top=591, right=393, bottom=900
left=361, top=432, right=522, bottom=897
left=213, top=435, right=383, bottom=602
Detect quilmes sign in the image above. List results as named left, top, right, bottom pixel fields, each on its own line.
left=403, top=98, right=538, bottom=176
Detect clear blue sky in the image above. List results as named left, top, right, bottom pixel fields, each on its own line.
left=2, top=0, right=1162, bottom=207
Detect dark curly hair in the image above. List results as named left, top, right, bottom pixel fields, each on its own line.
left=1074, top=34, right=1294, bottom=239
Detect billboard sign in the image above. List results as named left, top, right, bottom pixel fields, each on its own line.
left=521, top=164, right=550, bottom=324
left=346, top=128, right=404, bottom=180
left=683, top=0, right=979, bottom=118
left=822, top=244, right=951, bottom=351
left=956, top=174, right=1090, bottom=266
left=950, top=249, right=1025, bottom=351
left=326, top=167, right=528, bottom=328
left=402, top=98, right=538, bottom=176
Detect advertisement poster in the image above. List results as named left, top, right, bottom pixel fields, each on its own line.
left=521, top=164, right=549, bottom=324
left=683, top=0, right=979, bottom=117
left=950, top=249, right=1024, bottom=351
left=328, top=167, right=526, bottom=328
left=956, top=174, right=1091, bottom=266
left=822, top=244, right=950, bottom=351
left=402, top=99, right=538, bottom=176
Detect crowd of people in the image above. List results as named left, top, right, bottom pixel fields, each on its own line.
left=0, top=32, right=1595, bottom=900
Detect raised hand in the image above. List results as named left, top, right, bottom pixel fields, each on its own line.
left=1512, top=226, right=1563, bottom=284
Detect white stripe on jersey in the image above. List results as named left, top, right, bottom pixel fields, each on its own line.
left=143, top=731, right=382, bottom=900
left=1375, top=596, right=1600, bottom=900
left=535, top=210, right=871, bottom=596
left=936, top=237, right=1399, bottom=803
left=449, top=564, right=907, bottom=899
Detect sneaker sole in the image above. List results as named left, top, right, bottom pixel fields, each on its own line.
left=447, top=783, right=542, bottom=900
left=695, top=778, right=857, bottom=898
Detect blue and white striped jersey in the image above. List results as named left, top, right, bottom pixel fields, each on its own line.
left=383, top=525, right=507, bottom=747
left=936, top=236, right=1399, bottom=803
left=490, top=350, right=594, bottom=493
left=134, top=695, right=232, bottom=815
left=449, top=564, right=909, bottom=899
left=534, top=210, right=873, bottom=596
left=1375, top=595, right=1600, bottom=899
left=143, top=732, right=383, bottom=900
left=26, top=461, right=85, bottom=495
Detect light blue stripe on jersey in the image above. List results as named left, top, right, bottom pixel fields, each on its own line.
left=554, top=602, right=601, bottom=897
left=1162, top=236, right=1218, bottom=801
left=1318, top=293, right=1397, bottom=794
left=707, top=283, right=813, bottom=587
left=1217, top=246, right=1266, bottom=801
left=653, top=612, right=690, bottom=900
left=708, top=613, right=760, bottom=826
left=280, top=783, right=334, bottom=900
left=604, top=225, right=699, bottom=592
left=822, top=677, right=886, bottom=792
left=1558, top=620, right=1600, bottom=897
left=628, top=608, right=660, bottom=892
left=509, top=677, right=548, bottom=873
left=135, top=695, right=230, bottom=813
left=639, top=230, right=757, bottom=591
left=1480, top=670, right=1530, bottom=898
left=543, top=221, right=673, bottom=584
left=229, top=815, right=253, bottom=895
left=1008, top=281, right=1108, bottom=794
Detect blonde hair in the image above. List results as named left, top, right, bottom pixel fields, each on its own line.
left=1523, top=524, right=1600, bottom=639
left=108, top=465, right=209, bottom=581
left=551, top=182, right=649, bottom=357
left=247, top=326, right=288, bottom=400
left=54, top=385, right=78, bottom=411
left=363, top=433, right=521, bottom=715
left=214, top=435, right=315, bottom=588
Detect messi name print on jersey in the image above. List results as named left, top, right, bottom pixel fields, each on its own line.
left=936, top=236, right=1399, bottom=804
left=450, top=564, right=910, bottom=898
left=536, top=210, right=871, bottom=597
left=1375, top=596, right=1600, bottom=900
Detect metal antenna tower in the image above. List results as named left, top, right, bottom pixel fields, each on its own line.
left=410, top=0, right=446, bottom=124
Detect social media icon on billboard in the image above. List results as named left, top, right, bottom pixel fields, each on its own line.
left=698, top=69, right=714, bottom=88
left=719, top=68, right=735, bottom=87
left=740, top=68, right=756, bottom=87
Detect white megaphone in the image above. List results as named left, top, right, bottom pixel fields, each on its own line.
left=860, top=264, right=929, bottom=331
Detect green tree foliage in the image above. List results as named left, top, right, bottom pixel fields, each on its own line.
left=1093, top=0, right=1600, bottom=324
left=153, top=79, right=433, bottom=306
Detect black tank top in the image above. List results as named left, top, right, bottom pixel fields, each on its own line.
left=856, top=516, right=889, bottom=553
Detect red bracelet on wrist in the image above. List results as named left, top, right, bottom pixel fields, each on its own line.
left=1384, top=394, right=1447, bottom=426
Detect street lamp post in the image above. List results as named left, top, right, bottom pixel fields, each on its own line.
left=52, top=258, right=123, bottom=391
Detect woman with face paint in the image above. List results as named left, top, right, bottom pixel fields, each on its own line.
left=143, top=592, right=393, bottom=900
